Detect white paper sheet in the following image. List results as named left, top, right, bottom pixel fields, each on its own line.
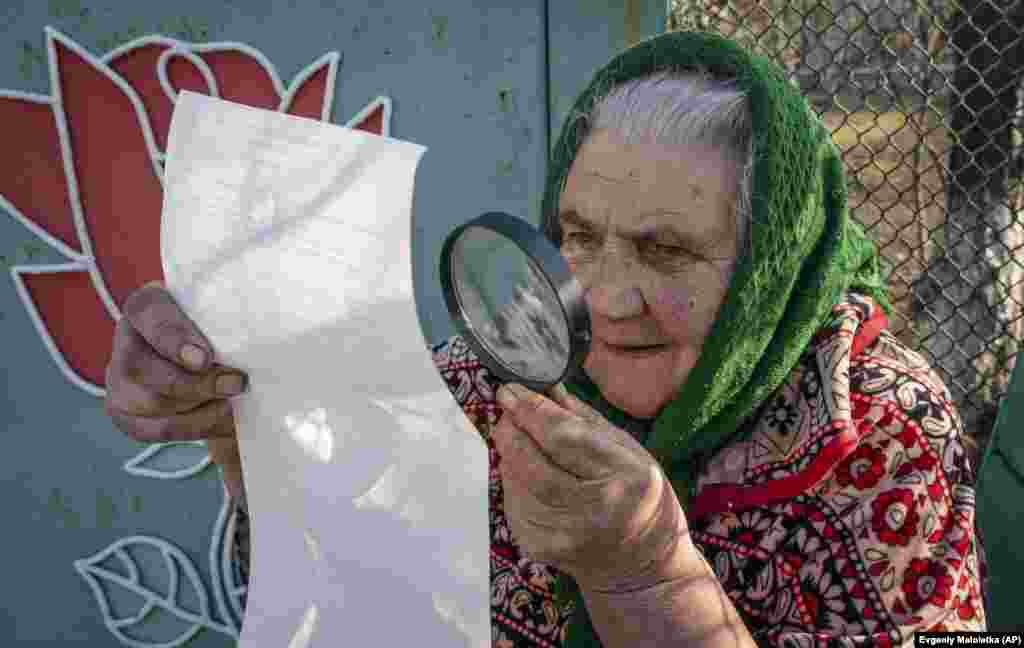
left=161, top=91, right=489, bottom=648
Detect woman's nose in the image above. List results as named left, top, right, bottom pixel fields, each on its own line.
left=573, top=243, right=646, bottom=320
left=586, top=284, right=645, bottom=320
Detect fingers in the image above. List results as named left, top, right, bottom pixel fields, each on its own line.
left=208, top=436, right=246, bottom=502
left=106, top=397, right=236, bottom=443
left=547, top=382, right=572, bottom=407
left=492, top=414, right=579, bottom=502
left=104, top=282, right=243, bottom=502
left=220, top=460, right=246, bottom=503
left=547, top=383, right=609, bottom=428
left=105, top=281, right=249, bottom=445
left=206, top=434, right=241, bottom=466
left=546, top=383, right=599, bottom=421
left=497, top=383, right=619, bottom=478
left=120, top=281, right=214, bottom=371
left=107, top=319, right=247, bottom=414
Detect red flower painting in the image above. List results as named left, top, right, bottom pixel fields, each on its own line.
left=2, top=27, right=390, bottom=395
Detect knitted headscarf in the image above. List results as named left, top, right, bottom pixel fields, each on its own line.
left=542, top=31, right=892, bottom=646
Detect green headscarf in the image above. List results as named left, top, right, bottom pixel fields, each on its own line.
left=541, top=31, right=892, bottom=647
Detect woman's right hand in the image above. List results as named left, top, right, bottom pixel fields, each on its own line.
left=104, top=281, right=250, bottom=503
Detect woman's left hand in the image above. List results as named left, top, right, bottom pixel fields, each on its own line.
left=493, top=382, right=692, bottom=593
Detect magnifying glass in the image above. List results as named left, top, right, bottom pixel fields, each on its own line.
left=440, top=212, right=591, bottom=393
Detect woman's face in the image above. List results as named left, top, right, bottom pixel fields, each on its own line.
left=559, top=129, right=739, bottom=418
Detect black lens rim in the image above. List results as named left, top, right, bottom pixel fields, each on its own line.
left=440, top=211, right=591, bottom=392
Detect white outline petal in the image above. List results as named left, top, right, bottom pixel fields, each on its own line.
left=101, top=35, right=184, bottom=66
left=10, top=263, right=106, bottom=397
left=44, top=27, right=161, bottom=322
left=46, top=27, right=165, bottom=199
left=171, top=41, right=287, bottom=98
left=101, top=34, right=193, bottom=178
left=277, top=51, right=341, bottom=119
left=344, top=95, right=393, bottom=138
left=122, top=441, right=212, bottom=480
left=0, top=89, right=87, bottom=260
left=157, top=49, right=220, bottom=104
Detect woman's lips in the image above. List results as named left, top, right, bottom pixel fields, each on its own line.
left=597, top=340, right=671, bottom=358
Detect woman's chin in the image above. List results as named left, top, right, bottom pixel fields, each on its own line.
left=605, top=393, right=665, bottom=419
left=584, top=367, right=675, bottom=419
left=583, top=346, right=692, bottom=419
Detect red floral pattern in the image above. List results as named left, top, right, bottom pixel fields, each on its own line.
left=902, top=558, right=955, bottom=611
left=230, top=291, right=986, bottom=646
left=871, top=488, right=922, bottom=547
left=836, top=443, right=888, bottom=490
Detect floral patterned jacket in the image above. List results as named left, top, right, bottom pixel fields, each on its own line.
left=231, top=292, right=987, bottom=646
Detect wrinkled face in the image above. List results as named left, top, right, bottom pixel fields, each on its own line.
left=558, top=129, right=739, bottom=418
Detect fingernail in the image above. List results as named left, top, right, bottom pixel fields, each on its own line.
left=216, top=372, right=248, bottom=396
left=496, top=384, right=518, bottom=409
left=180, top=343, right=207, bottom=370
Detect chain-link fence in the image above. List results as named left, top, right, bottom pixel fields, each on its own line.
left=667, top=0, right=1024, bottom=460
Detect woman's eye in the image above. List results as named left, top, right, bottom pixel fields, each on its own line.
left=564, top=231, right=598, bottom=247
left=641, top=241, right=686, bottom=256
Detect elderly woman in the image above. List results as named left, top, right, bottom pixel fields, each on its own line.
left=105, top=31, right=986, bottom=646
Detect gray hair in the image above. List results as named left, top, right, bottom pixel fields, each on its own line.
left=549, top=67, right=754, bottom=261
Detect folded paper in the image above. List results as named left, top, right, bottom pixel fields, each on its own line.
left=161, top=91, right=488, bottom=648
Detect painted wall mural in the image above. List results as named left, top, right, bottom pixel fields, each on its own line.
left=1, top=27, right=391, bottom=647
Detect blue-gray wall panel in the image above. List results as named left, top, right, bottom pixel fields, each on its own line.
left=0, top=1, right=663, bottom=644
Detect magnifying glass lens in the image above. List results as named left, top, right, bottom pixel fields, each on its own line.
left=441, top=212, right=590, bottom=391
left=450, top=226, right=570, bottom=383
